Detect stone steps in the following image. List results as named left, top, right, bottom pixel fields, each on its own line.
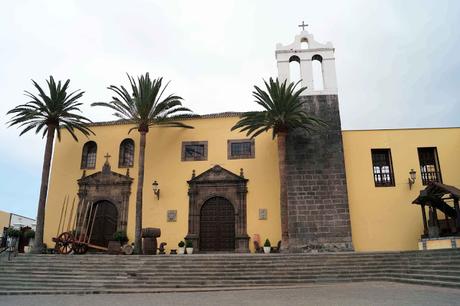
left=1, top=249, right=460, bottom=294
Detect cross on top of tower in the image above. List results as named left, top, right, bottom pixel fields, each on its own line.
left=298, top=21, right=308, bottom=31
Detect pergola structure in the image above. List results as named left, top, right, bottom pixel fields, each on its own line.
left=412, top=182, right=460, bottom=238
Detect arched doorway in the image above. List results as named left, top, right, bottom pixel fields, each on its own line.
left=200, top=197, right=235, bottom=252
left=88, top=201, right=118, bottom=248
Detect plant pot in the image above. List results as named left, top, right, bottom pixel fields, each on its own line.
left=107, top=241, right=122, bottom=255
left=263, top=246, right=271, bottom=254
left=24, top=246, right=32, bottom=253
left=178, top=247, right=185, bottom=255
left=186, top=247, right=193, bottom=254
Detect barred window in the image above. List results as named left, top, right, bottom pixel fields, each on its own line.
left=81, top=141, right=97, bottom=169
left=228, top=139, right=255, bottom=159
left=119, top=139, right=134, bottom=168
left=371, top=149, right=395, bottom=187
left=418, top=147, right=442, bottom=185
left=181, top=141, right=208, bottom=161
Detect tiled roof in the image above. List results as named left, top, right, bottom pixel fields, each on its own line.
left=88, top=112, right=245, bottom=127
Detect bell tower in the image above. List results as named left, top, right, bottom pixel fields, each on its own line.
left=275, top=26, right=337, bottom=95
left=276, top=25, right=353, bottom=252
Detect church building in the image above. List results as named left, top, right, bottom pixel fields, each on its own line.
left=43, top=29, right=460, bottom=253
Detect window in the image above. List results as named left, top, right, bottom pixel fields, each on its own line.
left=119, top=139, right=134, bottom=168
left=371, top=149, right=395, bottom=187
left=181, top=141, right=208, bottom=161
left=418, top=147, right=442, bottom=185
left=81, top=141, right=97, bottom=169
left=228, top=139, right=255, bottom=159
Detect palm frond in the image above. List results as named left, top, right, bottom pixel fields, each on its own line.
left=92, top=73, right=194, bottom=132
left=6, top=76, right=94, bottom=140
left=231, top=77, right=326, bottom=139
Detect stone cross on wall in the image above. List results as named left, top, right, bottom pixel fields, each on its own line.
left=104, top=153, right=111, bottom=164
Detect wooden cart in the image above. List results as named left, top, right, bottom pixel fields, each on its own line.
left=52, top=197, right=108, bottom=255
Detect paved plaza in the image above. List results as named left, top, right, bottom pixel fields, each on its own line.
left=1, top=282, right=459, bottom=306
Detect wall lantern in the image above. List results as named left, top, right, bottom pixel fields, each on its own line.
left=408, top=169, right=416, bottom=189
left=152, top=180, right=160, bottom=200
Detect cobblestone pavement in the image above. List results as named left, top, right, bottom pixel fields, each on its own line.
left=1, top=282, right=459, bottom=306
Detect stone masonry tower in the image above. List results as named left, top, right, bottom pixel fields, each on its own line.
left=275, top=28, right=353, bottom=252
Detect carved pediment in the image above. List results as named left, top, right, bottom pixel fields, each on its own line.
left=188, top=165, right=247, bottom=184
left=78, top=170, right=133, bottom=187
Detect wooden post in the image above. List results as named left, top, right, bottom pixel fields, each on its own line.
left=421, top=205, right=428, bottom=236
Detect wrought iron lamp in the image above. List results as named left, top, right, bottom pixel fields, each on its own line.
left=152, top=180, right=160, bottom=199
left=408, top=169, right=416, bottom=189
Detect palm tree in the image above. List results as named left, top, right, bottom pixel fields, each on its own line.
left=7, top=76, right=94, bottom=253
left=231, top=78, right=326, bottom=250
left=92, top=73, right=193, bottom=254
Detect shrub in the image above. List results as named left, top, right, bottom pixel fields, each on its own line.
left=185, top=240, right=193, bottom=248
left=178, top=241, right=185, bottom=248
left=113, top=231, right=129, bottom=243
left=7, top=227, right=21, bottom=238
left=24, top=229, right=35, bottom=239
left=264, top=239, right=271, bottom=247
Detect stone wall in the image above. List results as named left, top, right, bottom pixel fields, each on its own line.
left=286, top=94, right=353, bottom=252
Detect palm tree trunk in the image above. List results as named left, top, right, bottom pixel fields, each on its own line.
left=32, top=125, right=56, bottom=254
left=134, top=130, right=147, bottom=254
left=277, top=131, right=289, bottom=251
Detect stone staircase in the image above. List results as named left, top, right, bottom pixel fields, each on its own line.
left=1, top=249, right=460, bottom=295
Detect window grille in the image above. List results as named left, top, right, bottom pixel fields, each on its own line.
left=228, top=139, right=255, bottom=159
left=371, top=149, right=395, bottom=187
left=81, top=141, right=97, bottom=169
left=119, top=139, right=134, bottom=168
left=418, top=147, right=442, bottom=185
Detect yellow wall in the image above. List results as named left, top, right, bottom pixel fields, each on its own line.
left=0, top=210, right=11, bottom=230
left=343, top=127, right=460, bottom=251
left=45, top=116, right=281, bottom=252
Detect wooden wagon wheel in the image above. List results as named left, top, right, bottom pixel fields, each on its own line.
left=73, top=242, right=88, bottom=255
left=56, top=232, right=74, bottom=255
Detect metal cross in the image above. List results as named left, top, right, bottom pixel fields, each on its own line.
left=104, top=153, right=111, bottom=163
left=298, top=21, right=308, bottom=31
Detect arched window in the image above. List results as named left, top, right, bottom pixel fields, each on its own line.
left=289, top=55, right=301, bottom=84
left=119, top=139, right=134, bottom=168
left=81, top=141, right=97, bottom=169
left=300, top=38, right=309, bottom=49
left=312, top=54, right=324, bottom=91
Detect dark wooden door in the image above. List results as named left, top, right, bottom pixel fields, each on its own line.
left=200, top=197, right=235, bottom=252
left=89, top=201, right=118, bottom=248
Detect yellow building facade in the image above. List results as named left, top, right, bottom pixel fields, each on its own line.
left=43, top=30, right=460, bottom=254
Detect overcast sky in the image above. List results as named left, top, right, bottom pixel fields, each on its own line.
left=1, top=0, right=459, bottom=218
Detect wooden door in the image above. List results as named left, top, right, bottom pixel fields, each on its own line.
left=200, top=197, right=235, bottom=252
left=89, top=201, right=118, bottom=248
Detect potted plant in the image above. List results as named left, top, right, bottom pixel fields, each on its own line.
left=24, top=229, right=35, bottom=253
left=109, top=231, right=128, bottom=254
left=263, top=238, right=271, bottom=254
left=185, top=240, right=193, bottom=254
left=178, top=241, right=185, bottom=255
left=6, top=227, right=21, bottom=251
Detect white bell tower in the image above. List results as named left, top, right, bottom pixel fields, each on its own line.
left=275, top=24, right=338, bottom=95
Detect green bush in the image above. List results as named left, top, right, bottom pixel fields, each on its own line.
left=113, top=231, right=129, bottom=243
left=264, top=239, right=271, bottom=247
left=178, top=241, right=185, bottom=247
left=24, top=229, right=35, bottom=239
left=7, top=227, right=21, bottom=238
left=185, top=240, right=193, bottom=248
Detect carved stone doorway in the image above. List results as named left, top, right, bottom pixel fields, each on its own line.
left=186, top=165, right=250, bottom=253
left=88, top=200, right=118, bottom=248
left=200, top=196, right=235, bottom=252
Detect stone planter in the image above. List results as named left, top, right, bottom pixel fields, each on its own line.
left=186, top=247, right=193, bottom=254
left=263, top=246, right=271, bottom=254
left=178, top=247, right=185, bottom=255
left=107, top=241, right=122, bottom=255
left=24, top=246, right=32, bottom=253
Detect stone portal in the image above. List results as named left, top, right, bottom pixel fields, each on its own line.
left=186, top=165, right=249, bottom=253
